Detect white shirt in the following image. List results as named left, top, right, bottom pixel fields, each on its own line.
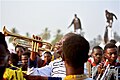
left=27, top=58, right=90, bottom=78
left=27, top=58, right=66, bottom=77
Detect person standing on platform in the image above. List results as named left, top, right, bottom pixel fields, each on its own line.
left=68, top=14, right=82, bottom=34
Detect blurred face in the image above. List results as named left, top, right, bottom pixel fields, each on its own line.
left=53, top=47, right=57, bottom=52
left=16, top=47, right=24, bottom=57
left=45, top=45, right=51, bottom=49
left=92, top=49, right=103, bottom=64
left=105, top=48, right=118, bottom=63
left=0, top=45, right=8, bottom=66
left=116, top=55, right=120, bottom=63
left=0, top=45, right=8, bottom=79
left=44, top=53, right=52, bottom=63
left=38, top=50, right=43, bottom=57
left=117, top=56, right=120, bottom=62
left=21, top=55, right=28, bottom=65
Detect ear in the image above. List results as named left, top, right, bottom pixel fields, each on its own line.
left=91, top=52, right=94, bottom=57
left=64, top=59, right=69, bottom=67
left=64, top=60, right=68, bottom=68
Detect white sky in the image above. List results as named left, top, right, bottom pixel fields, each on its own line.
left=0, top=0, right=120, bottom=42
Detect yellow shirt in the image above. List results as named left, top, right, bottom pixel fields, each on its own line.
left=64, top=74, right=88, bottom=80
left=3, top=68, right=25, bottom=80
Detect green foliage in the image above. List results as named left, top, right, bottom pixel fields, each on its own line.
left=26, top=32, right=30, bottom=37
left=9, top=28, right=18, bottom=43
left=51, top=29, right=63, bottom=45
left=114, top=32, right=120, bottom=42
left=38, top=27, right=51, bottom=40
left=90, top=32, right=120, bottom=49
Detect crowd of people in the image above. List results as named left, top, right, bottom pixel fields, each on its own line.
left=0, top=30, right=120, bottom=80
left=0, top=10, right=119, bottom=80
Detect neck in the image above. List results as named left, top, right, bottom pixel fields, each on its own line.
left=110, top=60, right=116, bottom=66
left=66, top=65, right=84, bottom=76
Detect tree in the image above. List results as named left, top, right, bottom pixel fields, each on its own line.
left=8, top=27, right=18, bottom=43
left=39, top=27, right=51, bottom=40
left=89, top=35, right=102, bottom=49
left=25, top=32, right=30, bottom=37
left=96, top=35, right=102, bottom=43
left=51, top=29, right=63, bottom=45
left=114, top=32, right=120, bottom=41
left=80, top=31, right=85, bottom=37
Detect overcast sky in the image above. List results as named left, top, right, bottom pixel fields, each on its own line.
left=0, top=0, right=120, bottom=42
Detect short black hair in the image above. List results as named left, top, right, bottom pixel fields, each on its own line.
left=74, top=14, right=77, bottom=17
left=63, top=34, right=90, bottom=68
left=15, top=45, right=25, bottom=51
left=109, top=39, right=116, bottom=44
left=9, top=53, right=19, bottom=66
left=44, top=51, right=52, bottom=56
left=63, top=32, right=77, bottom=40
left=22, top=51, right=30, bottom=58
left=92, top=46, right=103, bottom=53
left=104, top=43, right=117, bottom=52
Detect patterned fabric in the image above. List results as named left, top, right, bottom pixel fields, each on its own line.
left=3, top=68, right=25, bottom=80
left=48, top=77, right=62, bottom=80
left=27, top=57, right=66, bottom=77
left=88, top=57, right=96, bottom=66
left=64, top=74, right=88, bottom=80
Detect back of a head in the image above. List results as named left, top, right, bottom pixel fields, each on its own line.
left=63, top=34, right=90, bottom=68
left=63, top=32, right=76, bottom=40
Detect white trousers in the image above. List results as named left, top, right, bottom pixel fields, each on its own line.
left=107, top=27, right=114, bottom=41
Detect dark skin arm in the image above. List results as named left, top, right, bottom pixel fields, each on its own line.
left=30, top=35, right=42, bottom=61
left=24, top=74, right=48, bottom=80
left=112, top=13, right=117, bottom=20
left=68, top=19, right=74, bottom=28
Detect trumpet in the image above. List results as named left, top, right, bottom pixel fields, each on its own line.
left=96, top=59, right=110, bottom=80
left=96, top=59, right=118, bottom=80
left=13, top=41, right=51, bottom=52
left=100, top=64, right=110, bottom=80
left=99, top=65, right=120, bottom=80
left=3, top=26, right=52, bottom=52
